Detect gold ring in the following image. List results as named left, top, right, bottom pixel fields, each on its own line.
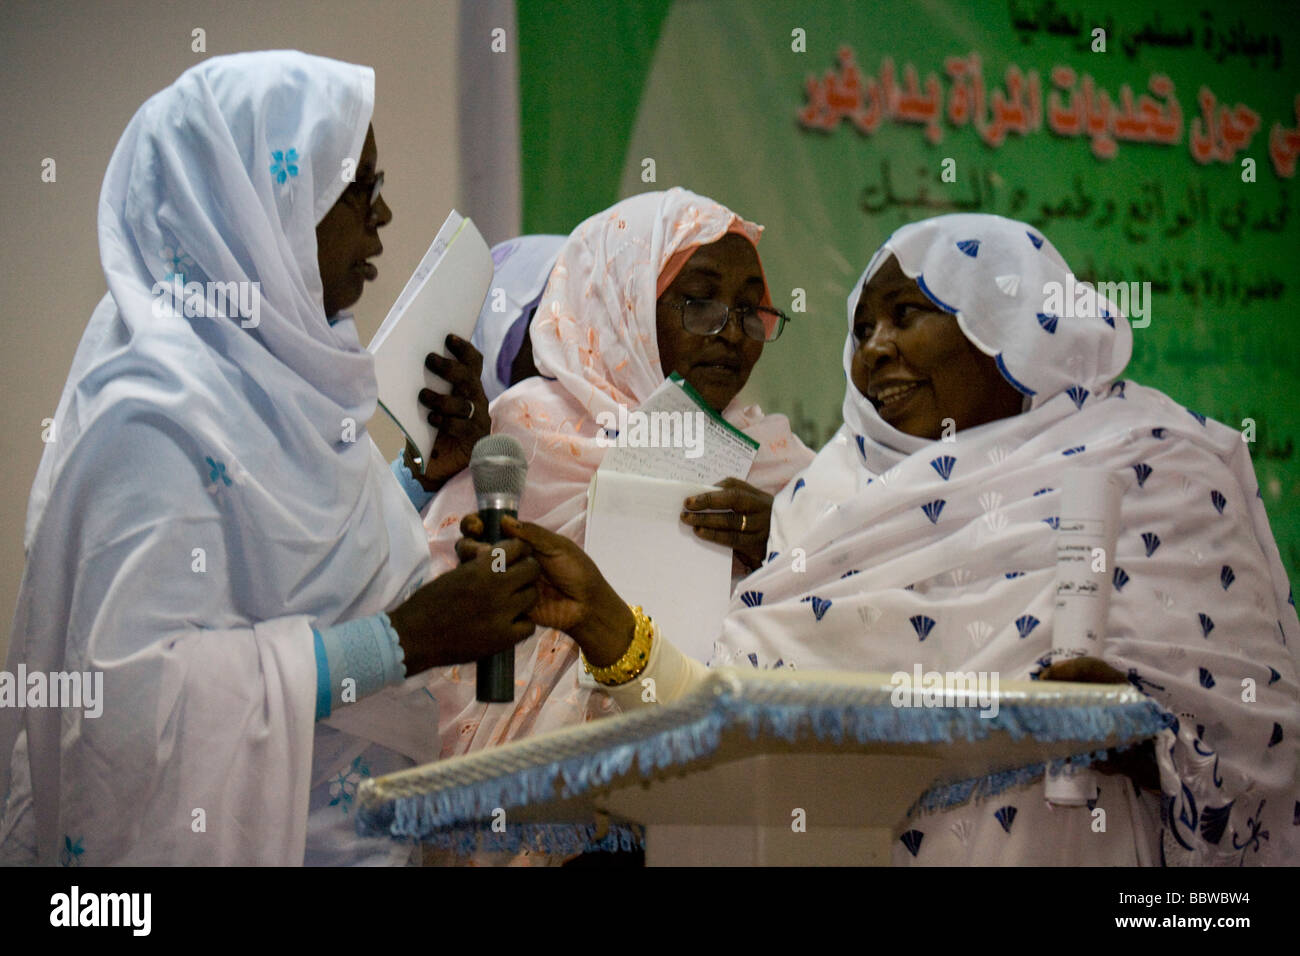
left=740, top=514, right=748, bottom=533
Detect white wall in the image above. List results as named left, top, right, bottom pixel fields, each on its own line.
left=0, top=0, right=465, bottom=662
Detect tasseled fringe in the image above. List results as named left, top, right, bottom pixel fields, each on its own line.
left=357, top=684, right=1168, bottom=851
left=415, top=821, right=645, bottom=857
left=912, top=737, right=1158, bottom=815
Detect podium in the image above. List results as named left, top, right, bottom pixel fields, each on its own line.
left=356, top=669, right=1168, bottom=865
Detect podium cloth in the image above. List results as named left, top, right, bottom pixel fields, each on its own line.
left=356, top=669, right=1168, bottom=858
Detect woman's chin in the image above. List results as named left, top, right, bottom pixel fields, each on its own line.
left=683, top=377, right=735, bottom=413
left=882, top=404, right=940, bottom=439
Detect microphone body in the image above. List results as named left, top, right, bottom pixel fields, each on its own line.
left=474, top=499, right=517, bottom=702
left=469, top=436, right=529, bottom=702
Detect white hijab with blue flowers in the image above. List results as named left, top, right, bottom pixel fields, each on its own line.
left=714, top=214, right=1299, bottom=865
left=1, top=52, right=433, bottom=865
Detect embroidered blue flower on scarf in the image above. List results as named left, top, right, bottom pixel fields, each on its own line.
left=270, top=148, right=300, bottom=184
left=60, top=835, right=85, bottom=867
left=160, top=245, right=195, bottom=283
left=328, top=755, right=371, bottom=815
left=205, top=456, right=232, bottom=487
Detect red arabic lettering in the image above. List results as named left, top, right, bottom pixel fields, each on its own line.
left=1047, top=67, right=1181, bottom=158
left=796, top=45, right=1285, bottom=177
left=1190, top=86, right=1261, bottom=164
left=1268, top=94, right=1300, bottom=178
left=797, top=47, right=883, bottom=134
left=895, top=62, right=944, bottom=145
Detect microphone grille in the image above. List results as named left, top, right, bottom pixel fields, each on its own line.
left=469, top=434, right=528, bottom=500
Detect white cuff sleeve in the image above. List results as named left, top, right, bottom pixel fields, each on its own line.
left=599, top=620, right=710, bottom=710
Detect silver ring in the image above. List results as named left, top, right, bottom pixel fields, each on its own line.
left=465, top=400, right=476, bottom=420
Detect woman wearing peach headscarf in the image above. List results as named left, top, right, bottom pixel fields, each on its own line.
left=420, top=188, right=813, bottom=764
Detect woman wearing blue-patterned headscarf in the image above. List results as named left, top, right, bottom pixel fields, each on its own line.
left=504, top=213, right=1299, bottom=866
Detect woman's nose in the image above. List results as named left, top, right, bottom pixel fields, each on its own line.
left=372, top=194, right=393, bottom=228
left=860, top=320, right=899, bottom=361
left=716, top=309, right=747, bottom=343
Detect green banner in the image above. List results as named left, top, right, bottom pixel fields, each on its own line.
left=520, top=0, right=1300, bottom=579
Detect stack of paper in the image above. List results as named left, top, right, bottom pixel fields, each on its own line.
left=584, top=471, right=733, bottom=673
left=367, top=211, right=494, bottom=468
left=582, top=375, right=763, bottom=680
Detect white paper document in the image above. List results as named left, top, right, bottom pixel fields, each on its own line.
left=582, top=471, right=733, bottom=685
left=367, top=211, right=493, bottom=468
left=595, top=373, right=759, bottom=486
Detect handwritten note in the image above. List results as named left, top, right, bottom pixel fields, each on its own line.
left=596, top=374, right=760, bottom=486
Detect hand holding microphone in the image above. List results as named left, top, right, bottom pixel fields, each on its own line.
left=457, top=513, right=637, bottom=672
left=386, top=435, right=537, bottom=683
left=468, top=435, right=530, bottom=702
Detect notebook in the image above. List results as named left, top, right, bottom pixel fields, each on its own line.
left=367, top=211, right=493, bottom=470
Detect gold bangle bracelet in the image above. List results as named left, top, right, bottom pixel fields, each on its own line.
left=583, top=605, right=653, bottom=687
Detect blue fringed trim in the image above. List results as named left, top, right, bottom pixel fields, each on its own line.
left=416, top=821, right=645, bottom=857
left=360, top=700, right=728, bottom=841
left=911, top=739, right=1153, bottom=815
left=357, top=681, right=1169, bottom=847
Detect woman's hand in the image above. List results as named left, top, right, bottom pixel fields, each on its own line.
left=387, top=537, right=539, bottom=675
left=1038, top=657, right=1126, bottom=685
left=1039, top=656, right=1161, bottom=793
left=410, top=334, right=491, bottom=491
left=457, top=514, right=635, bottom=667
left=680, top=477, right=773, bottom=571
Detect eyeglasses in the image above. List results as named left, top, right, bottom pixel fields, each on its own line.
left=344, top=170, right=384, bottom=222
left=670, top=297, right=790, bottom=342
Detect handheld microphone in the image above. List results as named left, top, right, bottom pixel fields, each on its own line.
left=469, top=435, right=529, bottom=702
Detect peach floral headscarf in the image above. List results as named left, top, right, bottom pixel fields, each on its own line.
left=419, top=188, right=813, bottom=777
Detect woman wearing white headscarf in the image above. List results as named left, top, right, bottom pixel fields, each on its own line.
left=422, top=189, right=814, bottom=768
left=0, top=51, right=540, bottom=866
left=483, top=213, right=1299, bottom=866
